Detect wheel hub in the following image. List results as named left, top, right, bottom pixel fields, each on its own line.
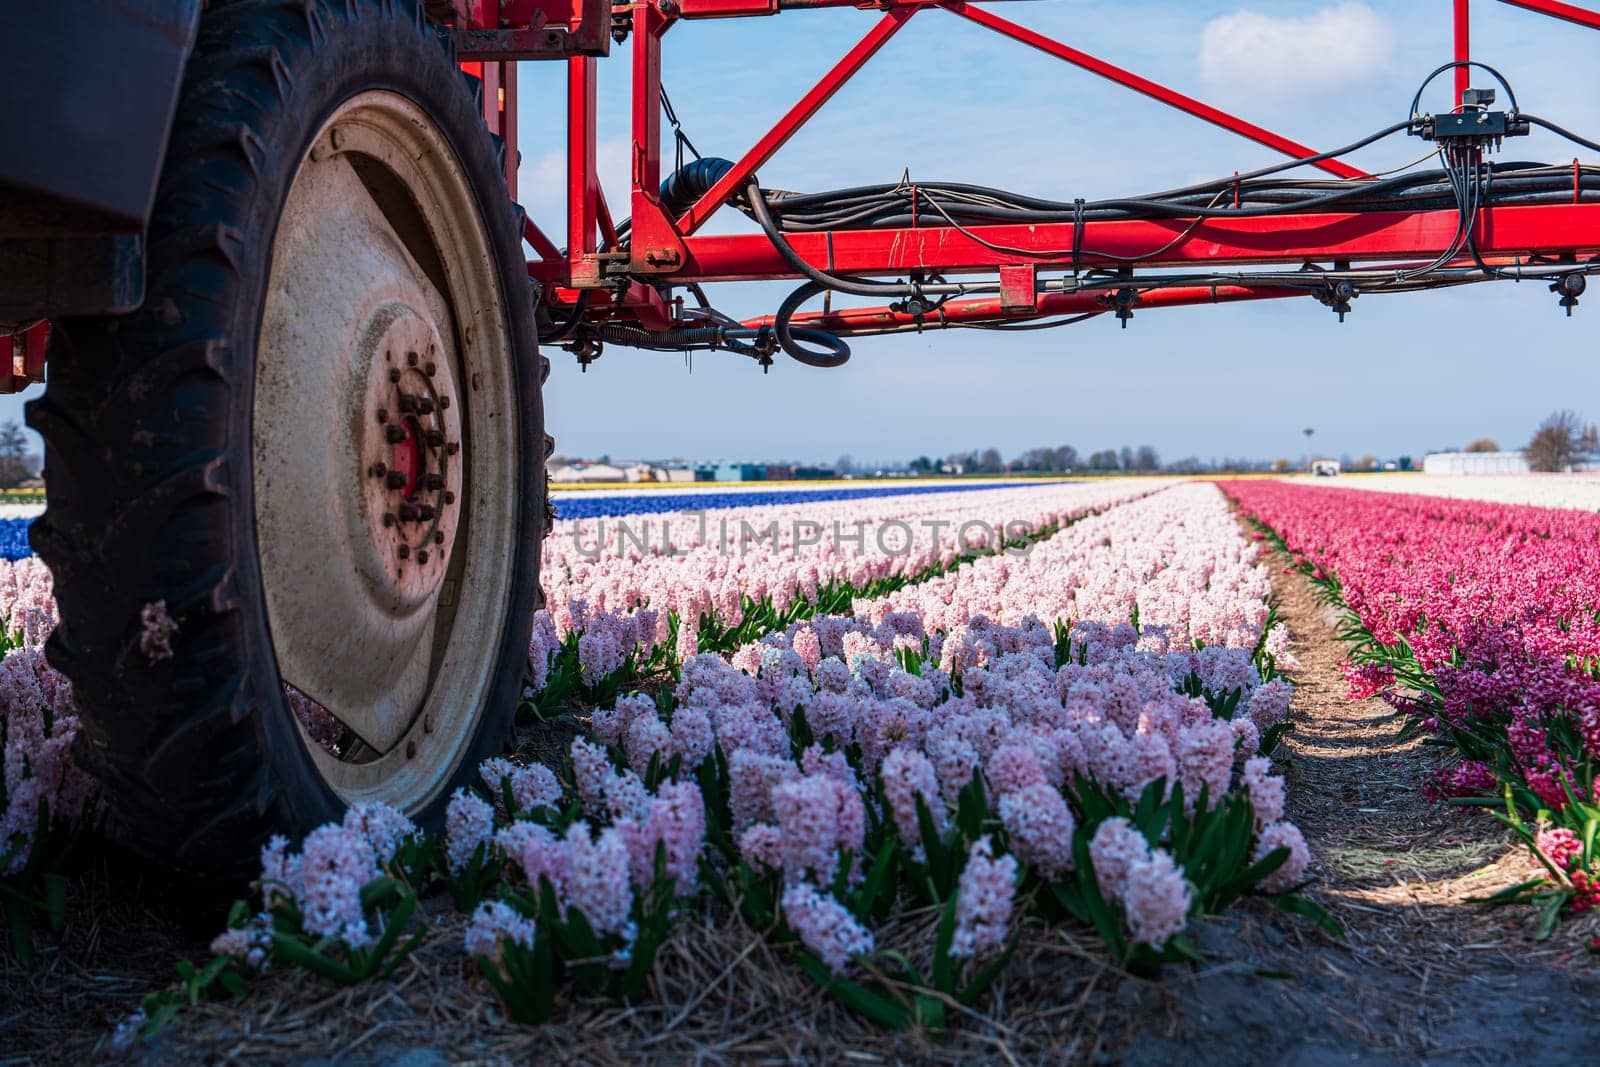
left=357, top=309, right=461, bottom=606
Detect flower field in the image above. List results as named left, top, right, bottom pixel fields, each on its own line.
left=1317, top=473, right=1600, bottom=512
left=16, top=475, right=1600, bottom=1058
left=3, top=479, right=1353, bottom=1053
left=1224, top=480, right=1600, bottom=936
left=548, top=479, right=1052, bottom=519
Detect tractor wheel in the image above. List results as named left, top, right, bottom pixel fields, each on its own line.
left=27, top=0, right=543, bottom=883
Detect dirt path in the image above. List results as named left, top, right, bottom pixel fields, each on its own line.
left=1113, top=546, right=1600, bottom=1065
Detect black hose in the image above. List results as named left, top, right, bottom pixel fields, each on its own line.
left=597, top=323, right=736, bottom=352
left=746, top=178, right=924, bottom=297
left=1408, top=61, right=1520, bottom=119
left=540, top=288, right=592, bottom=344
left=1522, top=114, right=1600, bottom=156
left=659, top=157, right=736, bottom=218
left=773, top=281, right=851, bottom=367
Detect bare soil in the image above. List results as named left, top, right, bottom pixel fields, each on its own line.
left=7, top=552, right=1600, bottom=1064
left=1108, top=546, right=1600, bottom=1066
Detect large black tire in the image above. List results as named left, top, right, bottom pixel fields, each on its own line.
left=28, top=0, right=542, bottom=884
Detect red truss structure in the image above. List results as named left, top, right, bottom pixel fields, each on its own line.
left=16, top=0, right=1594, bottom=374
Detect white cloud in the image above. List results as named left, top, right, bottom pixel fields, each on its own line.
left=1200, top=3, right=1394, bottom=98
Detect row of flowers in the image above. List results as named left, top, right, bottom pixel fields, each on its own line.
left=0, top=558, right=100, bottom=966
left=170, top=484, right=1334, bottom=1040
left=541, top=481, right=1166, bottom=653
left=1324, top=473, right=1600, bottom=513
left=1223, top=479, right=1600, bottom=936
left=517, top=480, right=1170, bottom=719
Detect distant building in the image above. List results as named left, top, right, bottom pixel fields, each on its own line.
left=620, top=463, right=659, bottom=483
left=695, top=462, right=767, bottom=482
left=1310, top=458, right=1340, bottom=477
left=1422, top=451, right=1531, bottom=475
left=549, top=461, right=626, bottom=483
left=794, top=466, right=835, bottom=480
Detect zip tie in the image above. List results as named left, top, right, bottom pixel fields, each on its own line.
left=1071, top=198, right=1086, bottom=280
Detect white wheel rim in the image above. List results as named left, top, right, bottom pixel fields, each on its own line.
left=254, top=91, right=519, bottom=810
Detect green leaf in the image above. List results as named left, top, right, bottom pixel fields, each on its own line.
left=1468, top=878, right=1547, bottom=906
left=793, top=952, right=910, bottom=1030
left=852, top=838, right=898, bottom=923
left=1265, top=893, right=1344, bottom=939
left=931, top=893, right=959, bottom=994
left=361, top=890, right=420, bottom=980
left=41, top=873, right=67, bottom=932
left=957, top=935, right=1019, bottom=1006
left=5, top=894, right=35, bottom=969
left=219, top=969, right=249, bottom=999
left=1535, top=892, right=1567, bottom=941
left=268, top=932, right=360, bottom=985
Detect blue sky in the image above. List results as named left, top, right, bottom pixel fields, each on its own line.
left=8, top=1, right=1595, bottom=467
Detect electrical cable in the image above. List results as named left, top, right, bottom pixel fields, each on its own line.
left=770, top=281, right=852, bottom=366
left=594, top=64, right=1600, bottom=364
left=1523, top=114, right=1600, bottom=156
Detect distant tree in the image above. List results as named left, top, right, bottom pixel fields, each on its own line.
left=1133, top=445, right=1160, bottom=472
left=1118, top=446, right=1134, bottom=471
left=1088, top=449, right=1119, bottom=471
left=1354, top=454, right=1377, bottom=472
left=1054, top=445, right=1079, bottom=471
left=1526, top=410, right=1596, bottom=472
left=909, top=455, right=934, bottom=473
left=1167, top=456, right=1204, bottom=474
left=836, top=454, right=856, bottom=476
left=0, top=422, right=33, bottom=488
left=1464, top=438, right=1500, bottom=453
left=976, top=447, right=1003, bottom=473
left=1272, top=457, right=1291, bottom=473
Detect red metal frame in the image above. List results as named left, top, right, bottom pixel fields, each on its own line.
left=504, top=0, right=1600, bottom=342
left=13, top=0, right=1600, bottom=388
left=1497, top=0, right=1600, bottom=30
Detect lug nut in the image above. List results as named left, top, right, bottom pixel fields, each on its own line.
left=406, top=351, right=418, bottom=366
left=424, top=362, right=436, bottom=376
left=418, top=505, right=436, bottom=521
left=376, top=408, right=388, bottom=423
left=443, top=491, right=456, bottom=505
left=385, top=471, right=407, bottom=490
left=398, top=502, right=419, bottom=521
left=446, top=442, right=459, bottom=455
left=417, top=549, right=429, bottom=564
left=397, top=394, right=418, bottom=413
left=406, top=740, right=417, bottom=758
left=433, top=530, right=444, bottom=544
left=389, top=368, right=401, bottom=383
left=417, top=398, right=435, bottom=415
left=398, top=544, right=410, bottom=559
left=426, top=430, right=445, bottom=448
left=438, top=396, right=450, bottom=410
left=369, top=462, right=386, bottom=478
left=425, top=473, right=445, bottom=491
left=382, top=513, right=396, bottom=527
left=385, top=425, right=406, bottom=444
